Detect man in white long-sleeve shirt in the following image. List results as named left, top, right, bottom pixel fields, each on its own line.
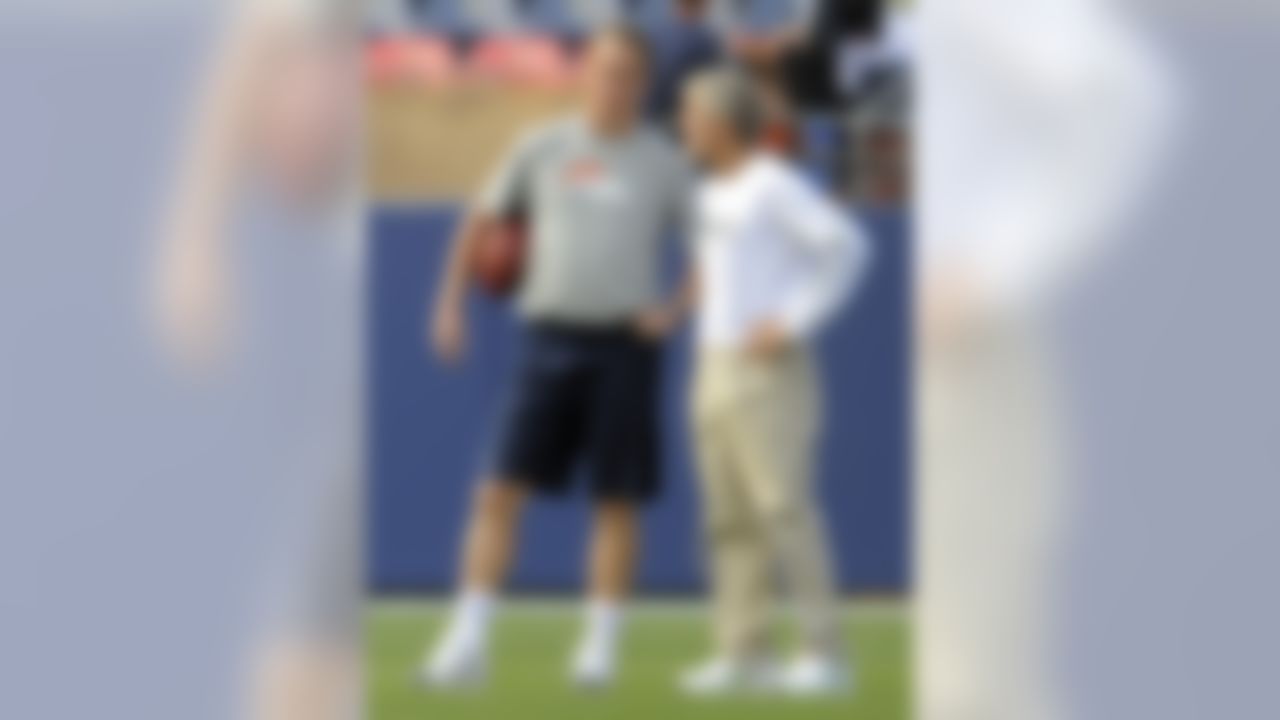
left=677, top=67, right=871, bottom=696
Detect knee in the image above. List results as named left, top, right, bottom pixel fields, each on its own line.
left=474, top=482, right=526, bottom=521
left=756, top=493, right=807, bottom=536
left=594, top=500, right=638, bottom=529
left=704, top=506, right=754, bottom=545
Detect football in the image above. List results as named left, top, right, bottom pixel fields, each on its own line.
left=472, top=217, right=527, bottom=296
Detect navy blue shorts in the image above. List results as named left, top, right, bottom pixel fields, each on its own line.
left=493, top=322, right=662, bottom=504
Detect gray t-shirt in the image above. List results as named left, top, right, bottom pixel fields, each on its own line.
left=478, top=116, right=692, bottom=325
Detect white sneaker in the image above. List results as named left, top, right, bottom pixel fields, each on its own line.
left=420, top=630, right=487, bottom=688
left=679, top=657, right=781, bottom=697
left=779, top=655, right=853, bottom=697
left=569, top=637, right=616, bottom=690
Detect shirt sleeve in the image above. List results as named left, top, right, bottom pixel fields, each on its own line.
left=475, top=125, right=548, bottom=217
left=773, top=168, right=872, bottom=337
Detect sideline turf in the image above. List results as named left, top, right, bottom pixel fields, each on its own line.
left=368, top=600, right=909, bottom=720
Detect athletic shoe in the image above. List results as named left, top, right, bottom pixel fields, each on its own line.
left=419, top=629, right=487, bottom=689
left=779, top=654, right=854, bottom=697
left=569, top=636, right=616, bottom=690
left=679, top=657, right=781, bottom=697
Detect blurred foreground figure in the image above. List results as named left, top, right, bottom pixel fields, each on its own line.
left=678, top=67, right=870, bottom=697
left=423, top=27, right=692, bottom=690
left=156, top=0, right=364, bottom=718
left=918, top=0, right=1172, bottom=718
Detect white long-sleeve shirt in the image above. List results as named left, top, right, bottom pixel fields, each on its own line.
left=694, top=154, right=869, bottom=350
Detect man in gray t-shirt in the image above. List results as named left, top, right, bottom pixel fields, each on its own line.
left=423, top=27, right=694, bottom=691
left=478, top=113, right=691, bottom=324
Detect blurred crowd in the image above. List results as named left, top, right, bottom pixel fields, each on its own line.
left=368, top=0, right=913, bottom=207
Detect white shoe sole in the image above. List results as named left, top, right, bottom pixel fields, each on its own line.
left=572, top=673, right=614, bottom=692
left=782, top=675, right=855, bottom=698
left=570, top=658, right=615, bottom=691
left=418, top=657, right=488, bottom=690
left=680, top=671, right=782, bottom=697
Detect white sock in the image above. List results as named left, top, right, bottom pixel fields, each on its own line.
left=581, top=600, right=624, bottom=655
left=447, top=590, right=495, bottom=648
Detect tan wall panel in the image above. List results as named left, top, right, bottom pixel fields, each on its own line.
left=368, top=84, right=578, bottom=203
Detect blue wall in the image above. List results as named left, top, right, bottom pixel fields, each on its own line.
left=370, top=204, right=910, bottom=594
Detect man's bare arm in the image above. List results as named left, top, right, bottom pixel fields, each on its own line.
left=429, top=210, right=500, bottom=363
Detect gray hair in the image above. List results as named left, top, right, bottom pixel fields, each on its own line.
left=686, top=66, right=765, bottom=140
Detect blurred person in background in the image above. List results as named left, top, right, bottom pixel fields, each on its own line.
left=422, top=26, right=693, bottom=690
left=847, top=87, right=911, bottom=207
left=639, top=0, right=804, bottom=152
left=730, top=0, right=914, bottom=199
left=677, top=66, right=870, bottom=696
left=838, top=3, right=912, bottom=205
left=729, top=0, right=884, bottom=111
left=642, top=0, right=725, bottom=125
left=745, top=60, right=805, bottom=157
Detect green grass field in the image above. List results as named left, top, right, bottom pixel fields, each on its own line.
left=368, top=600, right=910, bottom=720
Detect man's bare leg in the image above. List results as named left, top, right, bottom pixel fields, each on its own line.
left=423, top=480, right=528, bottom=686
left=459, top=481, right=529, bottom=591
left=571, top=499, right=640, bottom=687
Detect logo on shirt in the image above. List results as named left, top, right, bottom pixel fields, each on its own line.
left=564, top=156, right=630, bottom=205
left=565, top=157, right=606, bottom=185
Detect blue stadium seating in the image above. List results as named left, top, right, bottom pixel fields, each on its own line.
left=406, top=0, right=470, bottom=34
left=513, top=0, right=582, bottom=35
left=405, top=0, right=804, bottom=36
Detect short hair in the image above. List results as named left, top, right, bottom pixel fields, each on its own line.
left=686, top=66, right=765, bottom=140
left=591, top=23, right=653, bottom=72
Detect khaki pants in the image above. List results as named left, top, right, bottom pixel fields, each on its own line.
left=692, top=347, right=841, bottom=660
